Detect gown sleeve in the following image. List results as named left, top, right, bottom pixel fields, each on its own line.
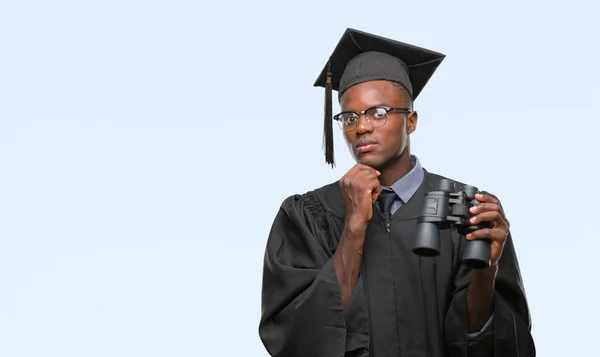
left=258, top=193, right=347, bottom=357
left=444, top=197, right=536, bottom=356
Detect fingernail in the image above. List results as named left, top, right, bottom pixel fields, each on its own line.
left=466, top=234, right=472, bottom=239
left=470, top=206, right=477, bottom=212
left=470, top=217, right=476, bottom=223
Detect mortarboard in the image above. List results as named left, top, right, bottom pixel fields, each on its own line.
left=314, top=28, right=446, bottom=167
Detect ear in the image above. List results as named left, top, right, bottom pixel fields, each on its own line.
left=407, top=110, right=418, bottom=134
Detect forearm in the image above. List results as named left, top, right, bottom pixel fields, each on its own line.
left=333, top=220, right=366, bottom=310
left=466, top=264, right=497, bottom=332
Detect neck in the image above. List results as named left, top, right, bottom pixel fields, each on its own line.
left=378, top=150, right=413, bottom=186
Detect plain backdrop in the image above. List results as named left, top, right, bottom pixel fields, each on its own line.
left=1, top=0, right=598, bottom=356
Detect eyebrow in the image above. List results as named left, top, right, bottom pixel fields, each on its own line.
left=340, top=104, right=393, bottom=112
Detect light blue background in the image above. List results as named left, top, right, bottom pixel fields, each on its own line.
left=1, top=0, right=598, bottom=356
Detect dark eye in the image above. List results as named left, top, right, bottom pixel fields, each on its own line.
left=339, top=113, right=358, bottom=125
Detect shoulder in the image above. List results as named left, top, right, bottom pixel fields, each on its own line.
left=280, top=180, right=344, bottom=216
left=279, top=181, right=345, bottom=226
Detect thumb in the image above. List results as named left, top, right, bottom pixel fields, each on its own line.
left=371, top=185, right=382, bottom=200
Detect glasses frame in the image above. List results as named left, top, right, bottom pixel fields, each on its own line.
left=333, top=106, right=412, bottom=132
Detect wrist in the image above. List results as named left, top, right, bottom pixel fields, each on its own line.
left=344, top=216, right=368, bottom=234
left=473, top=264, right=498, bottom=281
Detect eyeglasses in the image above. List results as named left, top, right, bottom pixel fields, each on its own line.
left=333, top=106, right=412, bottom=132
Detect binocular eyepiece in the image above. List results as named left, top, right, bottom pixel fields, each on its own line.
left=412, top=179, right=491, bottom=269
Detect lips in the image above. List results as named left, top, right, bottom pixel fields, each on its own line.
left=355, top=139, right=377, bottom=148
left=355, top=139, right=378, bottom=153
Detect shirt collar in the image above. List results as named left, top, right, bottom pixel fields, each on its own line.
left=381, top=155, right=424, bottom=204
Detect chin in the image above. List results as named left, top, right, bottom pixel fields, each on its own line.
left=356, top=154, right=386, bottom=169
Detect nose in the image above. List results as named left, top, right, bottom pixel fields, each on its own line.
left=355, top=113, right=373, bottom=134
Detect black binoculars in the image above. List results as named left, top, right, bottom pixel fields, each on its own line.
left=412, top=179, right=491, bottom=269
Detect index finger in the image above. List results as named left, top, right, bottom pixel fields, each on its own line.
left=474, top=193, right=499, bottom=204
left=354, top=164, right=381, bottom=176
left=342, top=164, right=367, bottom=178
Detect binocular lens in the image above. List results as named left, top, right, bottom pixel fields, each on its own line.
left=412, top=222, right=440, bottom=257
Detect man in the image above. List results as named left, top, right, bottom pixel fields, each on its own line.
left=258, top=28, right=535, bottom=357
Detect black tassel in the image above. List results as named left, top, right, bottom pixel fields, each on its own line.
left=323, top=69, right=334, bottom=167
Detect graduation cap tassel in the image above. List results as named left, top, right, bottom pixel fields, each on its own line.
left=324, top=69, right=334, bottom=167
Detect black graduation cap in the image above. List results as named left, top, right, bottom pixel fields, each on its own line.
left=314, top=28, right=446, bottom=167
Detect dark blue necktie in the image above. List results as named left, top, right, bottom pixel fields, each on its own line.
left=378, top=190, right=397, bottom=221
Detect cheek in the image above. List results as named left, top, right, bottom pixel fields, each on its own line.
left=343, top=131, right=352, bottom=143
left=382, top=124, right=406, bottom=149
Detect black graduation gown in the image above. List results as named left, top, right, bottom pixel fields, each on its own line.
left=259, top=170, right=535, bottom=357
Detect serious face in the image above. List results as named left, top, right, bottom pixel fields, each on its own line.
left=338, top=80, right=418, bottom=169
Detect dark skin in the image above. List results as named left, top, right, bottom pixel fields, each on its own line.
left=332, top=80, right=510, bottom=333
